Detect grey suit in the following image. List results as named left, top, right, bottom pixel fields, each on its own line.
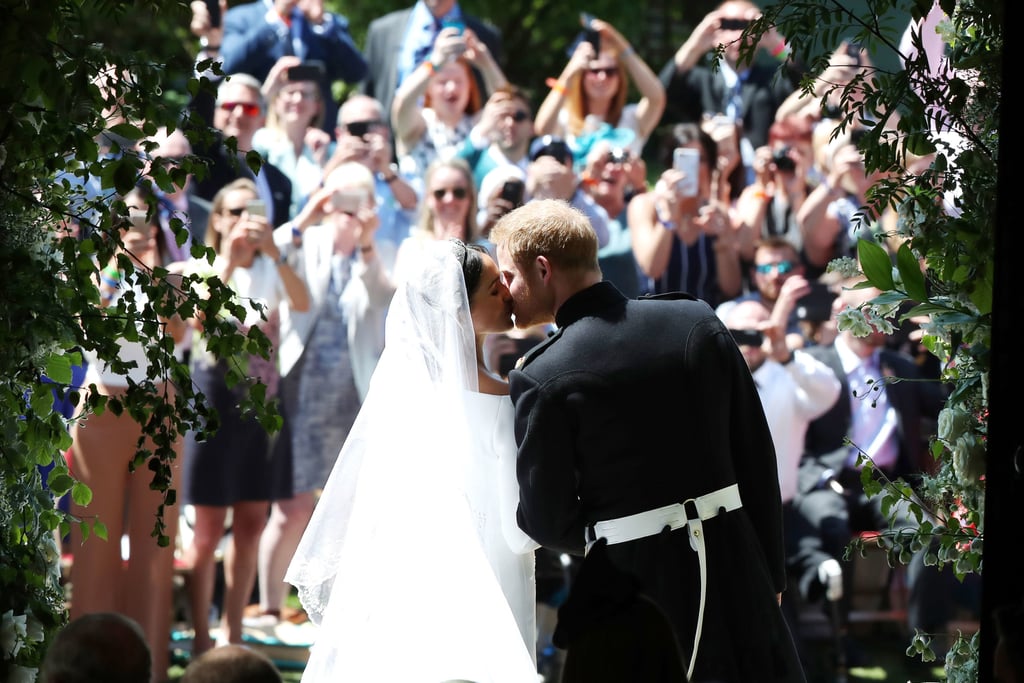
left=359, top=5, right=502, bottom=135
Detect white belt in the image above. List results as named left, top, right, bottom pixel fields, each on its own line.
left=584, top=483, right=743, bottom=680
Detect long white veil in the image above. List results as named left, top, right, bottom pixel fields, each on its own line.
left=285, top=241, right=537, bottom=682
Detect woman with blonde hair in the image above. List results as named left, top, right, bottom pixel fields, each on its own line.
left=392, top=157, right=480, bottom=283
left=178, top=176, right=308, bottom=654
left=535, top=17, right=665, bottom=159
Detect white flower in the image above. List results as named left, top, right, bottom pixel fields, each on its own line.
left=24, top=609, right=44, bottom=644
left=938, top=406, right=973, bottom=442
left=1, top=609, right=27, bottom=659
left=8, top=665, right=38, bottom=683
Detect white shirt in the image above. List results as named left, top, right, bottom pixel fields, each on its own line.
left=752, top=350, right=841, bottom=502
left=835, top=336, right=899, bottom=470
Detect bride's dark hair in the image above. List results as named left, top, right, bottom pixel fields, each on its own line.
left=449, top=238, right=488, bottom=297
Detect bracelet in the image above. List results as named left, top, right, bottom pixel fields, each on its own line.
left=657, top=214, right=676, bottom=231
left=359, top=243, right=375, bottom=254
left=101, top=264, right=121, bottom=281
left=620, top=45, right=635, bottom=59
left=770, top=41, right=790, bottom=60
left=545, top=78, right=567, bottom=96
left=423, top=59, right=437, bottom=75
left=277, top=249, right=288, bottom=265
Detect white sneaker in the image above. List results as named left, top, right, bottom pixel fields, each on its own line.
left=818, top=558, right=843, bottom=602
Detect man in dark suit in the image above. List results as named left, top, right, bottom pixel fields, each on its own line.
left=658, top=0, right=794, bottom=152
left=491, top=199, right=806, bottom=683
left=192, top=74, right=293, bottom=227
left=795, top=280, right=958, bottom=643
left=219, top=0, right=367, bottom=137
left=360, top=0, right=501, bottom=138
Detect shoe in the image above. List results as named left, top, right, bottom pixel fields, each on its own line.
left=242, top=612, right=280, bottom=629
left=818, top=558, right=843, bottom=602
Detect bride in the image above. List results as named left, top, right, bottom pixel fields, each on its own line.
left=285, top=239, right=539, bottom=682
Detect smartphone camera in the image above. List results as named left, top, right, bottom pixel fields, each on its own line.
left=499, top=179, right=525, bottom=208
left=729, top=328, right=764, bottom=347
left=772, top=146, right=796, bottom=173
left=719, top=18, right=751, bottom=31
left=204, top=0, right=221, bottom=29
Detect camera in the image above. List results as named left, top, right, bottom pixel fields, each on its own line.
left=499, top=179, right=525, bottom=208
left=795, top=282, right=837, bottom=322
left=772, top=146, right=796, bottom=172
left=729, top=328, right=764, bottom=347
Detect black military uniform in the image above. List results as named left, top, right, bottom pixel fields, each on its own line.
left=509, top=281, right=805, bottom=683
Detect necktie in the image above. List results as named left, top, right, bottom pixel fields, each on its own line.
left=412, top=18, right=443, bottom=71
left=847, top=356, right=897, bottom=469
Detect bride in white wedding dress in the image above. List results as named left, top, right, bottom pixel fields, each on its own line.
left=285, top=239, right=539, bottom=682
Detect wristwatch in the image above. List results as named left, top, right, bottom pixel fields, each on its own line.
left=379, top=163, right=399, bottom=184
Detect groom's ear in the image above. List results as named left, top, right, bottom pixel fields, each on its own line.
left=535, top=254, right=552, bottom=284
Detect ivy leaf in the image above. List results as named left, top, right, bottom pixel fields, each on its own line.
left=857, top=238, right=894, bottom=291
left=895, top=242, right=928, bottom=302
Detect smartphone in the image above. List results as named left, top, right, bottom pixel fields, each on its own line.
left=673, top=147, right=700, bottom=198
left=204, top=0, right=221, bottom=29
left=795, top=282, right=837, bottom=322
left=580, top=13, right=601, bottom=53
left=441, top=18, right=465, bottom=34
left=499, top=179, right=525, bottom=208
left=719, top=17, right=751, bottom=31
left=332, top=189, right=366, bottom=215
left=245, top=199, right=267, bottom=218
left=729, top=328, right=764, bottom=347
left=287, top=61, right=326, bottom=82
left=127, top=209, right=151, bottom=233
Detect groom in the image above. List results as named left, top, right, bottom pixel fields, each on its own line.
left=490, top=199, right=806, bottom=683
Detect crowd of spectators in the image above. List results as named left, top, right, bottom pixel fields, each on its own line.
left=58, top=1, right=975, bottom=680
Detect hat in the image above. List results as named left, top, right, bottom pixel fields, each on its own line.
left=529, top=135, right=575, bottom=165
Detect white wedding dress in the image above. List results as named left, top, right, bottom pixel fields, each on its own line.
left=286, top=242, right=538, bottom=682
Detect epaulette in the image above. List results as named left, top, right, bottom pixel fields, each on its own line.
left=513, top=327, right=564, bottom=371
left=639, top=291, right=698, bottom=301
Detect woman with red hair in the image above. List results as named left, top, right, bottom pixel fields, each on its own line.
left=391, top=25, right=507, bottom=184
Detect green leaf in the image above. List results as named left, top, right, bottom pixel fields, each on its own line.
left=48, top=472, right=75, bottom=497
left=857, top=239, right=895, bottom=290
left=31, top=388, right=54, bottom=418
left=45, top=352, right=74, bottom=385
left=108, top=122, right=145, bottom=142
left=895, top=242, right=928, bottom=302
left=93, top=520, right=109, bottom=541
left=71, top=481, right=93, bottom=507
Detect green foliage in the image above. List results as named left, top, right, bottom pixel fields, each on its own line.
left=0, top=1, right=278, bottom=679
left=754, top=0, right=999, bottom=678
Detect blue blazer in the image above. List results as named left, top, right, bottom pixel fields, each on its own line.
left=220, top=0, right=368, bottom=133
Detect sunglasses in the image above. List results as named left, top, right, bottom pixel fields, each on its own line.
left=344, top=119, right=385, bottom=137
left=223, top=206, right=247, bottom=216
left=218, top=101, right=261, bottom=117
left=587, top=67, right=619, bottom=77
left=754, top=260, right=795, bottom=275
left=432, top=187, right=469, bottom=200
left=509, top=110, right=530, bottom=123
left=529, top=135, right=575, bottom=164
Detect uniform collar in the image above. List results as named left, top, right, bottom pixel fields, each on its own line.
left=554, top=281, right=625, bottom=329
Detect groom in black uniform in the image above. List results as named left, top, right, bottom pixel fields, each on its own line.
left=491, top=199, right=806, bottom=683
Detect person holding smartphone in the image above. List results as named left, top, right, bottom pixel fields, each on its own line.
left=628, top=123, right=742, bottom=306
left=534, top=15, right=665, bottom=160
left=250, top=162, right=396, bottom=631
left=659, top=0, right=796, bottom=170
left=176, top=178, right=309, bottom=654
